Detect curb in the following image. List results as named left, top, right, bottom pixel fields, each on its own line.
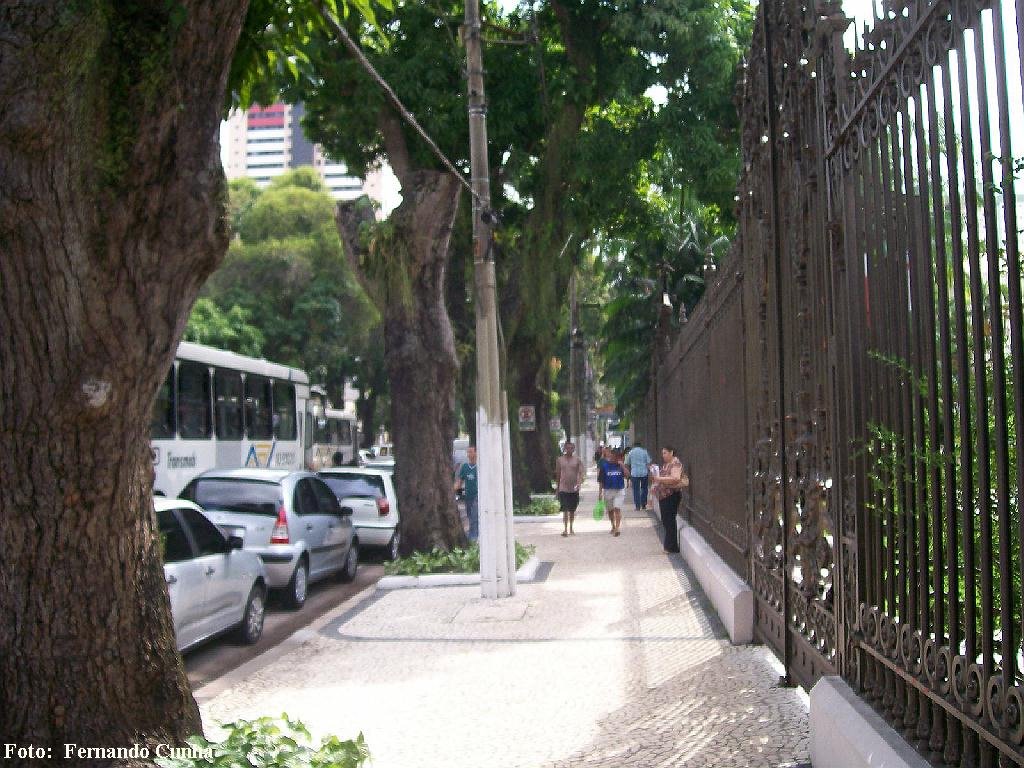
left=516, top=554, right=542, bottom=581
left=193, top=581, right=379, bottom=706
left=377, top=555, right=542, bottom=590
left=512, top=514, right=562, bottom=523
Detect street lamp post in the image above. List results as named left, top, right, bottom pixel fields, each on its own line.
left=464, top=0, right=515, bottom=599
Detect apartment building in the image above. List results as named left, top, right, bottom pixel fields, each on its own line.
left=220, top=102, right=395, bottom=208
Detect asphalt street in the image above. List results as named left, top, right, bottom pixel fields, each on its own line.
left=184, top=562, right=384, bottom=689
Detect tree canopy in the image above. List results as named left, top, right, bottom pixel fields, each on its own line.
left=494, top=0, right=753, bottom=494
left=598, top=192, right=732, bottom=418
left=187, top=170, right=379, bottom=405
left=248, top=0, right=753, bottom=499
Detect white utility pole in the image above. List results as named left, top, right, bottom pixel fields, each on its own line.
left=464, top=0, right=515, bottom=598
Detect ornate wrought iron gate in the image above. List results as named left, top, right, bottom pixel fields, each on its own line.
left=649, top=0, right=1024, bottom=761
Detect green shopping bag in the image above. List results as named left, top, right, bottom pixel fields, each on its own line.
left=593, top=499, right=606, bottom=521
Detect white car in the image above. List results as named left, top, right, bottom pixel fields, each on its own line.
left=180, top=469, right=358, bottom=610
left=318, top=468, right=401, bottom=560
left=155, top=497, right=268, bottom=652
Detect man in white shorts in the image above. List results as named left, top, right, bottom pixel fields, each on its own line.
left=598, top=449, right=627, bottom=536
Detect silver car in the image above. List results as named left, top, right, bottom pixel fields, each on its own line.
left=180, top=469, right=358, bottom=609
left=318, top=468, right=401, bottom=560
left=156, top=497, right=267, bottom=652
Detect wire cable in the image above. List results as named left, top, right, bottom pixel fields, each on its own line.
left=312, top=0, right=487, bottom=210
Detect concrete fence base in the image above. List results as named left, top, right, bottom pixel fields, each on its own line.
left=677, top=519, right=754, bottom=644
left=810, top=676, right=932, bottom=768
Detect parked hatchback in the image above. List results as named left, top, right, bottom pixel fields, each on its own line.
left=156, top=497, right=268, bottom=651
left=180, top=469, right=358, bottom=609
left=318, top=468, right=400, bottom=560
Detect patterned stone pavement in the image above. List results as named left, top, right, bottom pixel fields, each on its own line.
left=198, top=480, right=810, bottom=767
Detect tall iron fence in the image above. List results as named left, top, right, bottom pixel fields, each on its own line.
left=647, top=0, right=1024, bottom=762
left=651, top=269, right=750, bottom=577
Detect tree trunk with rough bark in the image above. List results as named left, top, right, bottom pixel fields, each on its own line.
left=0, top=1, right=247, bottom=758
left=511, top=351, right=557, bottom=500
left=337, top=172, right=465, bottom=552
left=447, top=222, right=478, bottom=443
left=501, top=87, right=584, bottom=507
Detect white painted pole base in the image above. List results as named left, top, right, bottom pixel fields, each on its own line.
left=501, top=395, right=516, bottom=596
left=478, top=413, right=515, bottom=598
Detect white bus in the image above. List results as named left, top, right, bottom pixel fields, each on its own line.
left=306, top=386, right=360, bottom=469
left=150, top=341, right=310, bottom=497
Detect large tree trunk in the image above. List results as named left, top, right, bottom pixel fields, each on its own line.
left=501, top=97, right=584, bottom=506
left=446, top=206, right=477, bottom=443
left=508, top=343, right=558, bottom=505
left=0, top=1, right=247, bottom=757
left=337, top=172, right=464, bottom=552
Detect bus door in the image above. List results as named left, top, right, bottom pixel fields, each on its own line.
left=213, top=368, right=245, bottom=470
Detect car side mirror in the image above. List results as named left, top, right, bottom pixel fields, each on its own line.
left=227, top=535, right=245, bottom=550
left=339, top=506, right=353, bottom=517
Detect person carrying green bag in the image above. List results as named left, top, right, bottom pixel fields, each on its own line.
left=598, top=449, right=627, bottom=536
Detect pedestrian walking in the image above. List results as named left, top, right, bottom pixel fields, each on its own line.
left=624, top=441, right=651, bottom=511
left=596, top=447, right=609, bottom=526
left=455, top=446, right=479, bottom=541
left=598, top=449, right=627, bottom=536
left=555, top=441, right=584, bottom=536
left=650, top=445, right=688, bottom=553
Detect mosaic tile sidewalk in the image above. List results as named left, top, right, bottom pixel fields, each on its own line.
left=199, top=479, right=810, bottom=768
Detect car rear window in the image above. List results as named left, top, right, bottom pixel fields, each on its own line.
left=187, top=479, right=281, bottom=516
left=320, top=474, right=385, bottom=499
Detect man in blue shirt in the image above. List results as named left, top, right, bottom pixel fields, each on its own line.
left=598, top=449, right=627, bottom=536
left=625, top=442, right=652, bottom=511
left=455, top=446, right=479, bottom=541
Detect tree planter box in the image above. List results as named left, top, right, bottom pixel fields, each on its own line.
left=377, top=555, right=541, bottom=590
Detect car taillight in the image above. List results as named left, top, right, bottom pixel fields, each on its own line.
left=376, top=497, right=390, bottom=516
left=270, top=505, right=290, bottom=543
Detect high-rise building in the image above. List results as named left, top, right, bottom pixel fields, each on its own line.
left=220, top=102, right=398, bottom=211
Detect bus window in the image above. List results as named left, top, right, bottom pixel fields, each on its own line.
left=315, top=415, right=331, bottom=443
left=304, top=412, right=313, bottom=450
left=338, top=419, right=352, bottom=446
left=214, top=368, right=243, bottom=440
left=151, top=367, right=175, bottom=438
left=273, top=382, right=297, bottom=440
left=245, top=375, right=273, bottom=440
left=177, top=361, right=211, bottom=439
